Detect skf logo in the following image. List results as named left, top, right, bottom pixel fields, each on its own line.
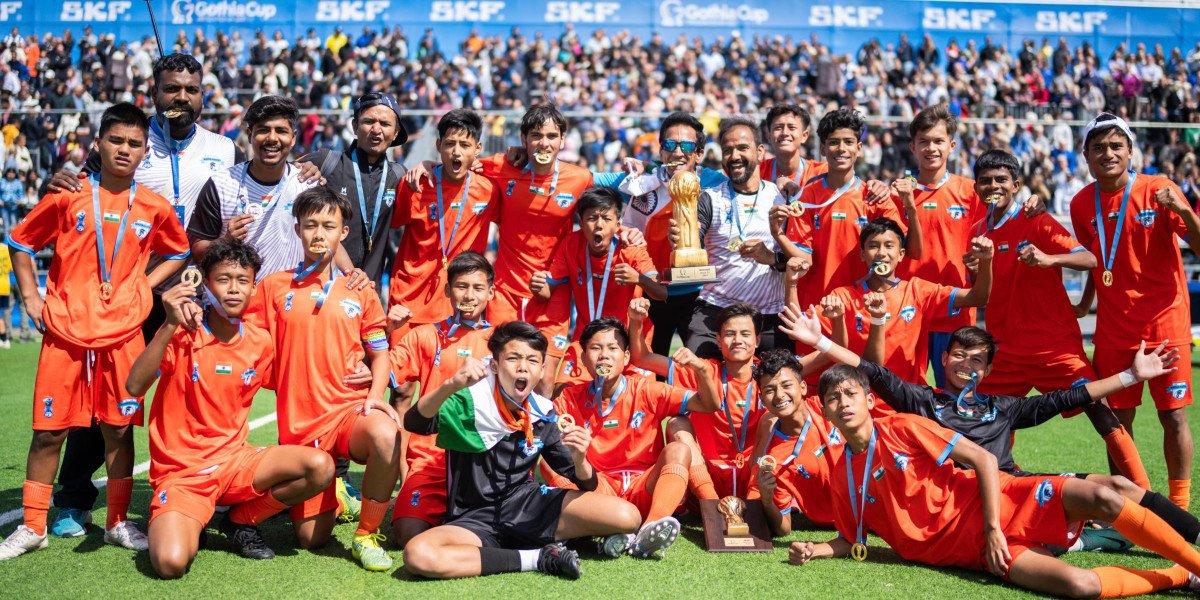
left=923, top=7, right=994, bottom=31
left=316, top=0, right=389, bottom=21
left=61, top=1, right=131, bottom=21
left=429, top=1, right=504, bottom=21
left=545, top=1, right=619, bottom=23
left=1036, top=11, right=1107, bottom=33
left=0, top=2, right=21, bottom=21
left=809, top=5, right=882, bottom=28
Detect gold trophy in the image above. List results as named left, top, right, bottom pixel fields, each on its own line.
left=666, top=169, right=719, bottom=286
left=717, top=496, right=750, bottom=537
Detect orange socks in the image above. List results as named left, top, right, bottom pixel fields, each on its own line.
left=647, top=464, right=689, bottom=522
left=105, top=478, right=133, bottom=529
left=1102, top=427, right=1151, bottom=490
left=355, top=499, right=390, bottom=536
left=688, top=464, right=718, bottom=500
left=1110, top=499, right=1200, bottom=575
left=229, top=492, right=288, bottom=526
left=22, top=480, right=52, bottom=536
left=1094, top=565, right=1190, bottom=598
left=1168, top=479, right=1191, bottom=511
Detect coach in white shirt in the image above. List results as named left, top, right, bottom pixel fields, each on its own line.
left=671, top=117, right=792, bottom=358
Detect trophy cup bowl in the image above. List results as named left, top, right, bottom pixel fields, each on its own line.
left=665, top=169, right=719, bottom=286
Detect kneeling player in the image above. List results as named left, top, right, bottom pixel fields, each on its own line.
left=790, top=363, right=1200, bottom=598
left=127, top=240, right=334, bottom=577
left=403, top=322, right=642, bottom=580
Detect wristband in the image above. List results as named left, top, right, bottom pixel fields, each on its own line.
left=1117, top=369, right=1137, bottom=388
left=816, top=336, right=833, bottom=352
left=869, top=316, right=887, bottom=326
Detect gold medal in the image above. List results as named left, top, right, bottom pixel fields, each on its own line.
left=788, top=201, right=805, bottom=217
left=757, top=455, right=777, bottom=471
left=985, top=193, right=1003, bottom=205
left=557, top=414, right=575, bottom=432
left=733, top=453, right=747, bottom=470
left=726, top=236, right=743, bottom=252
left=850, top=542, right=868, bottom=561
left=180, top=266, right=203, bottom=288
left=595, top=363, right=613, bottom=378
left=99, top=282, right=113, bottom=301
left=162, top=108, right=186, bottom=119
left=1102, top=269, right=1113, bottom=287
left=872, top=262, right=890, bottom=276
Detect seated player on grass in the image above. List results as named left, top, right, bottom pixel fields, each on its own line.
left=781, top=306, right=1200, bottom=554
left=388, top=250, right=495, bottom=547
left=402, top=321, right=643, bottom=580
left=245, top=187, right=400, bottom=572
left=748, top=349, right=840, bottom=536
left=530, top=186, right=665, bottom=391
left=126, top=239, right=334, bottom=577
left=788, top=362, right=1200, bottom=598
left=547, top=317, right=721, bottom=558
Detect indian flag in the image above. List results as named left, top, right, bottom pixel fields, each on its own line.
left=215, top=364, right=232, bottom=374
left=436, top=374, right=555, bottom=453
left=103, top=212, right=121, bottom=222
left=922, top=202, right=937, bottom=210
left=832, top=212, right=847, bottom=221
left=603, top=419, right=619, bottom=429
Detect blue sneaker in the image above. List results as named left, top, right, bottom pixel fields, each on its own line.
left=50, top=508, right=92, bottom=538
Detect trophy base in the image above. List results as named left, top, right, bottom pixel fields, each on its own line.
left=699, top=499, right=773, bottom=552
left=665, top=266, right=719, bottom=287
left=725, top=523, right=750, bottom=537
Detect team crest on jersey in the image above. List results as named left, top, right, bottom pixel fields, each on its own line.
left=630, top=193, right=657, bottom=215
left=191, top=362, right=200, bottom=382
left=855, top=314, right=864, bottom=333
left=75, top=211, right=87, bottom=232
left=1135, top=209, right=1157, bottom=227
left=410, top=491, right=421, bottom=506
left=202, top=157, right=223, bottom=171
left=428, top=204, right=440, bottom=220
left=1035, top=478, right=1055, bottom=507
left=630, top=411, right=646, bottom=429
left=555, top=193, right=575, bottom=208
left=241, top=368, right=256, bottom=386
left=893, top=453, right=910, bottom=471
left=855, top=216, right=868, bottom=228
left=340, top=299, right=362, bottom=318
left=158, top=490, right=168, bottom=505
left=142, top=155, right=152, bottom=168
left=899, top=305, right=917, bottom=323
left=42, top=397, right=53, bottom=418
left=552, top=335, right=569, bottom=350
left=1015, top=240, right=1031, bottom=253
left=131, top=220, right=152, bottom=239
left=284, top=292, right=294, bottom=312
left=946, top=205, right=968, bottom=220
left=505, top=180, right=516, bottom=196
left=118, top=398, right=141, bottom=416
left=828, top=429, right=843, bottom=446
left=471, top=202, right=488, bottom=215
left=383, top=190, right=396, bottom=208
left=1167, top=382, right=1189, bottom=400
left=813, top=213, right=821, bottom=230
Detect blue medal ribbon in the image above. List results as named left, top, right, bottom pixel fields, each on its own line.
left=776, top=415, right=814, bottom=466
left=954, top=371, right=983, bottom=417
left=976, top=197, right=1022, bottom=237
left=151, top=115, right=195, bottom=213
left=727, top=182, right=764, bottom=241
left=434, top=165, right=471, bottom=266
left=293, top=252, right=337, bottom=311
left=350, top=148, right=389, bottom=253
left=90, top=175, right=137, bottom=288
left=525, top=158, right=560, bottom=197
left=845, top=427, right=878, bottom=547
left=771, top=156, right=807, bottom=187
left=433, top=311, right=492, bottom=366
left=1093, top=171, right=1137, bottom=277
left=585, top=237, right=618, bottom=321
left=788, top=174, right=861, bottom=207
left=588, top=374, right=627, bottom=418
left=913, top=171, right=951, bottom=192
left=721, top=366, right=756, bottom=460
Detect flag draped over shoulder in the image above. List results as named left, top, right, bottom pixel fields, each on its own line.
left=436, top=373, right=556, bottom=453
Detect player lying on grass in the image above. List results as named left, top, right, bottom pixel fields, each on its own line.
left=781, top=306, right=1200, bottom=554
left=788, top=361, right=1200, bottom=598
left=547, top=317, right=720, bottom=558
left=126, top=239, right=334, bottom=577
left=244, top=187, right=399, bottom=572
left=402, top=321, right=643, bottom=580
left=388, top=251, right=495, bottom=547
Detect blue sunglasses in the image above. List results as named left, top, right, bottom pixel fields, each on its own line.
left=661, top=139, right=698, bottom=153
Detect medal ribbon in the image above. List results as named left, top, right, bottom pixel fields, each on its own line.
left=293, top=252, right=337, bottom=311
left=351, top=148, right=389, bottom=252
left=728, top=182, right=763, bottom=240
left=434, top=165, right=472, bottom=265
left=976, top=197, right=1022, bottom=237
left=150, top=115, right=195, bottom=207
left=588, top=374, right=627, bottom=418
left=525, top=158, right=560, bottom=197
left=433, top=311, right=492, bottom=366
left=913, top=171, right=951, bottom=192
left=90, top=175, right=137, bottom=287
left=1093, top=171, right=1137, bottom=276
left=846, top=427, right=878, bottom=547
left=954, top=371, right=983, bottom=417
left=498, top=383, right=555, bottom=451
left=777, top=415, right=813, bottom=466
left=788, top=175, right=861, bottom=208
left=721, top=366, right=756, bottom=460
left=771, top=156, right=807, bottom=187
left=585, top=237, right=618, bottom=320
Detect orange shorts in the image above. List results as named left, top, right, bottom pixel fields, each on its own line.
left=391, top=463, right=447, bottom=525
left=979, top=350, right=1097, bottom=417
left=492, top=286, right=571, bottom=359
left=289, top=404, right=368, bottom=520
left=1092, top=344, right=1193, bottom=411
left=995, top=475, right=1082, bottom=575
left=33, top=332, right=146, bottom=430
left=148, top=445, right=269, bottom=525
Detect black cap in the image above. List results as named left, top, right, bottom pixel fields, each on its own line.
left=353, top=92, right=408, bottom=147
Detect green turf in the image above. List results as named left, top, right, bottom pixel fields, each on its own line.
left=0, top=340, right=1196, bottom=598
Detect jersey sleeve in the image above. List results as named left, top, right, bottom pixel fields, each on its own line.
left=389, top=327, right=429, bottom=385
left=1009, top=386, right=1093, bottom=429
left=258, top=342, right=278, bottom=391
left=649, top=379, right=693, bottom=419
left=592, top=170, right=627, bottom=189
left=627, top=245, right=658, bottom=277
left=158, top=329, right=188, bottom=376
left=1155, top=179, right=1192, bottom=238
left=666, top=358, right=706, bottom=390
left=476, top=154, right=507, bottom=181
left=242, top=275, right=275, bottom=332
left=870, top=195, right=908, bottom=234
left=150, top=197, right=191, bottom=259
left=187, top=179, right=224, bottom=241
left=1034, top=214, right=1085, bottom=255
left=913, top=277, right=961, bottom=319
left=359, top=289, right=389, bottom=352
left=546, top=237, right=572, bottom=283
left=891, top=414, right=964, bottom=466
left=696, top=190, right=713, bottom=243
left=389, top=184, right=415, bottom=228
left=859, top=360, right=933, bottom=415
left=7, top=191, right=63, bottom=255
left=1069, top=188, right=1096, bottom=250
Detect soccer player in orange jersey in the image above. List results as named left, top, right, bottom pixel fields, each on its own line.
left=550, top=318, right=720, bottom=557
left=972, top=149, right=1150, bottom=489
left=1070, top=113, right=1200, bottom=510
left=759, top=104, right=828, bottom=198
left=127, top=240, right=333, bottom=577
left=388, top=109, right=498, bottom=341
left=388, top=251, right=495, bottom=546
left=1, top=104, right=191, bottom=559
left=786, top=361, right=1200, bottom=598
left=246, top=187, right=400, bottom=571
left=748, top=350, right=840, bottom=536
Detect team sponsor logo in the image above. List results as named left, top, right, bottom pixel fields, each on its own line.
left=1168, top=382, right=1189, bottom=400
left=315, top=0, right=389, bottom=21
left=899, top=305, right=916, bottom=323
left=131, top=220, right=152, bottom=239
left=809, top=4, right=882, bottom=28
left=630, top=411, right=646, bottom=429
left=60, top=1, right=131, bottom=22
left=341, top=299, right=362, bottom=318
left=41, top=397, right=53, bottom=419
left=118, top=398, right=141, bottom=416
left=410, top=491, right=421, bottom=506
left=630, top=193, right=657, bottom=215
left=191, top=362, right=200, bottom=382
left=827, top=428, right=843, bottom=446
left=0, top=2, right=20, bottom=21
left=854, top=314, right=864, bottom=333
left=429, top=1, right=504, bottom=21
left=1035, top=478, right=1055, bottom=507
left=855, top=216, right=868, bottom=228
left=893, top=453, right=909, bottom=471
left=1035, top=10, right=1107, bottom=34
left=923, top=7, right=994, bottom=31
left=1135, top=209, right=1156, bottom=227
left=546, top=1, right=620, bottom=22
left=171, top=0, right=278, bottom=24
left=202, top=157, right=223, bottom=171
left=241, top=368, right=256, bottom=385
left=946, top=205, right=968, bottom=220
left=659, top=0, right=768, bottom=27
left=471, top=202, right=488, bottom=215
left=504, top=180, right=515, bottom=196
left=813, top=213, right=821, bottom=230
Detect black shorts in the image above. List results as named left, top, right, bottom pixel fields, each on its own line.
left=447, top=483, right=569, bottom=549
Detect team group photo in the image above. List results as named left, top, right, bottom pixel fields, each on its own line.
left=2, top=0, right=1200, bottom=597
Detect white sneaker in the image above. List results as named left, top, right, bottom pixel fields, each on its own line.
left=0, top=526, right=49, bottom=560
left=0, top=339, right=10, bottom=349
left=630, top=516, right=681, bottom=558
left=104, top=521, right=148, bottom=551
left=1186, top=568, right=1200, bottom=592
left=599, top=533, right=635, bottom=557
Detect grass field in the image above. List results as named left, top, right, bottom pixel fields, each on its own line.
left=0, top=341, right=1196, bottom=599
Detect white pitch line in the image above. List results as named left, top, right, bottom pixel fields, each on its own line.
left=0, top=412, right=277, bottom=528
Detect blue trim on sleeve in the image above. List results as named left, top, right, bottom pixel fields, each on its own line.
left=795, top=243, right=813, bottom=254
left=161, top=251, right=191, bottom=260
left=1068, top=246, right=1086, bottom=253
left=388, top=372, right=398, bottom=390
left=780, top=507, right=793, bottom=515
left=645, top=270, right=658, bottom=278
left=4, top=234, right=37, bottom=257
left=592, top=170, right=628, bottom=189
left=667, top=359, right=676, bottom=386
left=936, top=433, right=962, bottom=466
left=947, top=288, right=963, bottom=317
left=545, top=277, right=569, bottom=285
left=679, top=390, right=692, bottom=416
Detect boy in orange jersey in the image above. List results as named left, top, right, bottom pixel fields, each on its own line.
left=1, top=103, right=191, bottom=559
left=246, top=187, right=400, bottom=571
left=788, top=361, right=1200, bottom=598
left=1070, top=113, right=1200, bottom=510
left=388, top=251, right=495, bottom=546
left=759, top=104, right=828, bottom=197
left=548, top=318, right=720, bottom=557
left=972, top=149, right=1150, bottom=490
left=388, top=109, right=497, bottom=341
left=748, top=349, right=840, bottom=536
left=531, top=187, right=665, bottom=389
left=126, top=239, right=333, bottom=577
left=773, top=108, right=920, bottom=312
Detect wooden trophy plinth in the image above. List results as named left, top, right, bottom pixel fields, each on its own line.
left=699, top=498, right=773, bottom=552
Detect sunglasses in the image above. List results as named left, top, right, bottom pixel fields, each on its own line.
left=661, top=139, right=698, bottom=153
